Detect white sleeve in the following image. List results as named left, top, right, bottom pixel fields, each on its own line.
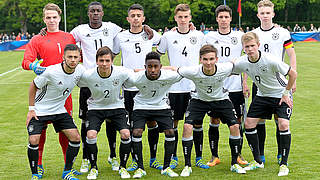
left=33, top=70, right=49, bottom=89
left=70, top=26, right=80, bottom=43
left=113, top=35, right=120, bottom=55
left=232, top=58, right=244, bottom=74
left=112, top=23, right=122, bottom=36
left=157, top=35, right=167, bottom=54
left=274, top=60, right=290, bottom=76
left=177, top=66, right=193, bottom=79
left=152, top=30, right=161, bottom=45
left=77, top=74, right=87, bottom=88
left=123, top=72, right=138, bottom=88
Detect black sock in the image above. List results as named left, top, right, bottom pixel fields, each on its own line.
left=239, top=125, right=244, bottom=155
left=229, top=136, right=241, bottom=165
left=163, top=135, right=175, bottom=169
left=120, top=137, right=131, bottom=168
left=65, top=141, right=80, bottom=171
left=132, top=135, right=144, bottom=170
left=148, top=125, right=159, bottom=160
left=208, top=123, right=219, bottom=157
left=173, top=128, right=178, bottom=157
left=193, top=127, right=203, bottom=158
left=276, top=121, right=281, bottom=156
left=279, top=130, right=291, bottom=166
left=182, top=137, right=193, bottom=167
left=86, top=137, right=98, bottom=170
left=81, top=122, right=89, bottom=159
left=28, top=144, right=39, bottom=174
left=106, top=121, right=117, bottom=158
left=245, top=128, right=262, bottom=164
left=256, top=123, right=266, bottom=156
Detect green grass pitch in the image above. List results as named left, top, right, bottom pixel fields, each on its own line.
left=0, top=42, right=319, bottom=179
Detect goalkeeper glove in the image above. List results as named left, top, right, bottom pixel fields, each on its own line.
left=29, top=59, right=46, bottom=75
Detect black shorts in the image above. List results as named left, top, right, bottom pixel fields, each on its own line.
left=79, top=87, right=91, bottom=120
left=132, top=109, right=174, bottom=131
left=185, top=99, right=238, bottom=127
left=87, top=108, right=129, bottom=132
left=169, top=92, right=191, bottom=120
left=247, top=96, right=292, bottom=120
left=27, top=113, right=77, bottom=135
left=252, top=83, right=258, bottom=100
left=124, top=90, right=139, bottom=114
left=208, top=91, right=244, bottom=119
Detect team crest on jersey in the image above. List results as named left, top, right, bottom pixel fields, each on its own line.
left=231, top=37, right=238, bottom=45
left=272, top=33, right=279, bottom=40
left=142, top=33, right=149, bottom=41
left=103, top=28, right=109, bottom=36
left=28, top=125, right=34, bottom=133
left=74, top=75, right=81, bottom=82
left=190, top=37, right=197, bottom=45
left=113, top=79, right=120, bottom=86
left=258, top=65, right=268, bottom=73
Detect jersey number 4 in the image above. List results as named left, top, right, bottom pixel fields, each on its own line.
left=182, top=46, right=188, bottom=57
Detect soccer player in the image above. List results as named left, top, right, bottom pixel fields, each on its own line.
left=174, top=44, right=246, bottom=176
left=156, top=4, right=205, bottom=169
left=70, top=2, right=154, bottom=172
left=251, top=0, right=297, bottom=164
left=22, top=3, right=77, bottom=178
left=113, top=4, right=162, bottom=171
left=125, top=52, right=181, bottom=178
left=26, top=44, right=85, bottom=180
left=78, top=46, right=132, bottom=179
left=233, top=32, right=297, bottom=176
left=204, top=5, right=248, bottom=166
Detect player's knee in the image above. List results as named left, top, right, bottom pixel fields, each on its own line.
left=120, top=129, right=130, bottom=139
left=164, top=129, right=174, bottom=136
left=69, top=131, right=81, bottom=142
left=146, top=120, right=157, bottom=128
left=29, top=135, right=40, bottom=145
left=132, top=128, right=143, bottom=137
left=229, top=124, right=240, bottom=135
left=210, top=117, right=220, bottom=124
left=183, top=123, right=193, bottom=137
left=87, top=130, right=97, bottom=139
left=278, top=119, right=289, bottom=131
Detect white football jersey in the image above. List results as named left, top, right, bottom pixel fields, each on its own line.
left=71, top=22, right=122, bottom=69
left=252, top=26, right=292, bottom=61
left=205, top=30, right=244, bottom=92
left=78, top=66, right=133, bottom=110
left=33, top=63, right=85, bottom=116
left=157, top=30, right=205, bottom=93
left=178, top=63, right=233, bottom=101
left=113, top=29, right=161, bottom=91
left=233, top=51, right=290, bottom=98
left=125, top=70, right=182, bottom=110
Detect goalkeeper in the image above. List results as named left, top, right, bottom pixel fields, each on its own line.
left=21, top=3, right=78, bottom=179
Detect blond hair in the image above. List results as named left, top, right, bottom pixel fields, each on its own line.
left=257, top=0, right=274, bottom=9
left=174, top=4, right=190, bottom=15
left=43, top=3, right=62, bottom=17
left=241, top=32, right=259, bottom=45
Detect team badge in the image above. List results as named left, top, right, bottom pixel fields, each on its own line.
left=103, top=28, right=109, bottom=36
left=113, top=79, right=120, bottom=86
left=190, top=37, right=197, bottom=45
left=272, top=33, right=279, bottom=40
left=142, top=33, right=149, bottom=41
left=231, top=37, right=238, bottom=45
left=28, top=125, right=34, bottom=133
left=258, top=65, right=268, bottom=73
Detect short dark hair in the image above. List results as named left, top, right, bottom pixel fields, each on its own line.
left=64, top=44, right=80, bottom=54
left=200, top=44, right=218, bottom=57
left=145, top=51, right=160, bottom=63
left=128, top=4, right=144, bottom=13
left=215, top=5, right=232, bottom=17
left=88, top=1, right=103, bottom=10
left=96, top=46, right=114, bottom=61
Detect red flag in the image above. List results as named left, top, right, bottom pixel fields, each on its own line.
left=237, top=0, right=242, bottom=17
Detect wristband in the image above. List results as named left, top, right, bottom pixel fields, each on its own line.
left=29, top=106, right=35, bottom=111
left=283, top=89, right=290, bottom=96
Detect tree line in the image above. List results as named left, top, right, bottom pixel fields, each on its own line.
left=1, top=0, right=320, bottom=34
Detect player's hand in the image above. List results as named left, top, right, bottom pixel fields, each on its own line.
left=143, top=25, right=154, bottom=40
left=279, top=95, right=293, bottom=109
left=242, top=81, right=250, bottom=98
left=171, top=27, right=177, bottom=31
left=26, top=110, right=38, bottom=126
left=292, top=81, right=296, bottom=93
left=189, top=22, right=196, bottom=30
left=29, top=59, right=46, bottom=75
left=39, top=27, right=47, bottom=36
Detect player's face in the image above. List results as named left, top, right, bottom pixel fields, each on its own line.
left=88, top=5, right=104, bottom=25
left=174, top=10, right=192, bottom=28
left=96, top=54, right=113, bottom=73
left=257, top=6, right=274, bottom=24
left=200, top=52, right=218, bottom=71
left=127, top=9, right=145, bottom=28
left=243, top=39, right=260, bottom=60
left=216, top=11, right=232, bottom=29
left=145, top=59, right=162, bottom=80
left=63, top=50, right=80, bottom=70
left=43, top=10, right=61, bottom=32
